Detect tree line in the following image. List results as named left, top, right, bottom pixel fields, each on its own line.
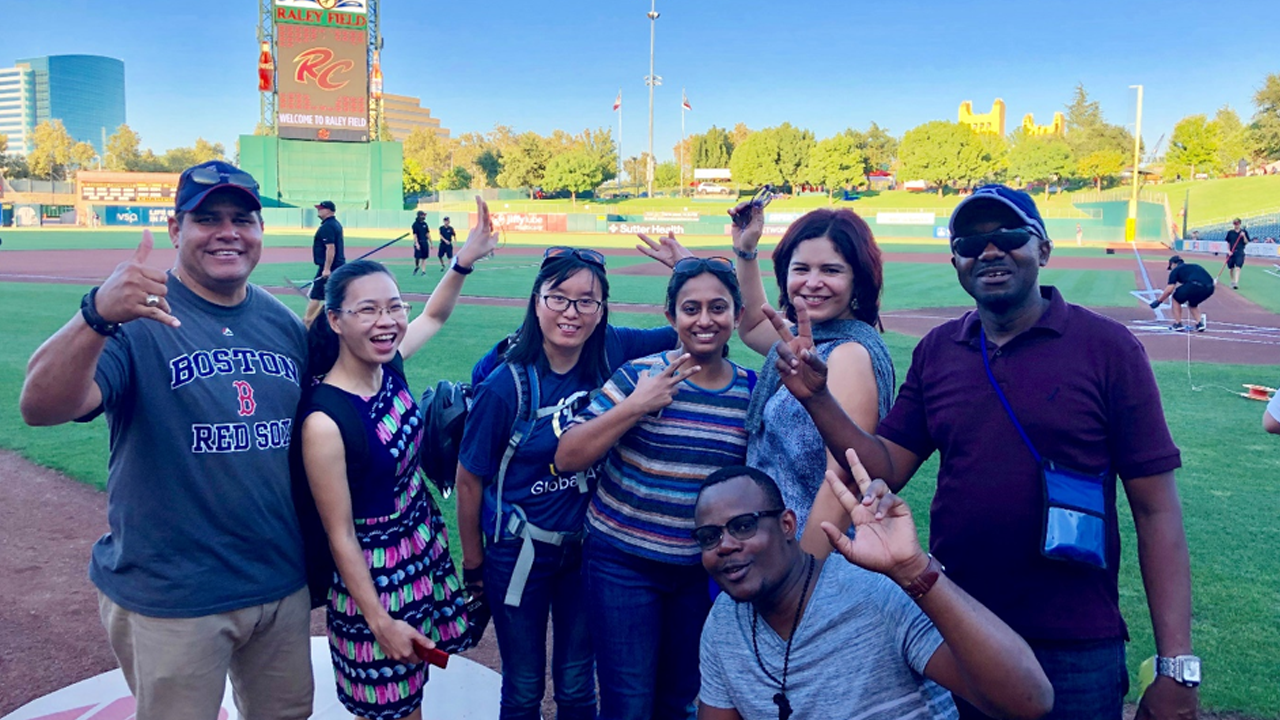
left=0, top=122, right=226, bottom=181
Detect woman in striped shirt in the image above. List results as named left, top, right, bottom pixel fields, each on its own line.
left=556, top=257, right=756, bottom=720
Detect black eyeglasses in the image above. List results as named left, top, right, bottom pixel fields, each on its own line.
left=543, top=246, right=607, bottom=269
left=541, top=294, right=603, bottom=315
left=185, top=166, right=259, bottom=192
left=691, top=509, right=784, bottom=551
left=950, top=227, right=1039, bottom=259
left=673, top=256, right=735, bottom=275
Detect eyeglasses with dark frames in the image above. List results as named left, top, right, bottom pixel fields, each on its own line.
left=543, top=246, right=607, bottom=269
left=949, top=227, right=1039, bottom=259
left=541, top=294, right=603, bottom=315
left=691, top=509, right=785, bottom=551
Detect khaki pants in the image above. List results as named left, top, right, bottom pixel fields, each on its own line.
left=98, top=587, right=313, bottom=720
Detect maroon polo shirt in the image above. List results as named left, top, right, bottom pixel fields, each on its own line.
left=879, top=286, right=1181, bottom=641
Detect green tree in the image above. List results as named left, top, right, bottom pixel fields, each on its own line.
left=70, top=142, right=98, bottom=174
left=1250, top=72, right=1280, bottom=161
left=2, top=153, right=31, bottom=179
left=403, top=127, right=451, bottom=187
left=1076, top=149, right=1126, bottom=190
left=691, top=126, right=733, bottom=169
left=496, top=132, right=550, bottom=198
left=543, top=150, right=604, bottom=205
left=1063, top=83, right=1133, bottom=160
left=859, top=122, right=898, bottom=171
left=804, top=133, right=868, bottom=200
left=105, top=125, right=142, bottom=171
left=623, top=153, right=652, bottom=193
left=474, top=149, right=502, bottom=188
left=1166, top=114, right=1222, bottom=179
left=771, top=123, right=816, bottom=189
left=654, top=160, right=680, bottom=189
left=730, top=123, right=753, bottom=148
left=898, top=121, right=998, bottom=195
left=27, top=120, right=76, bottom=180
left=438, top=166, right=472, bottom=191
left=1212, top=106, right=1251, bottom=174
left=1007, top=134, right=1074, bottom=197
left=403, top=157, right=432, bottom=199
left=159, top=138, right=225, bottom=172
left=730, top=131, right=784, bottom=187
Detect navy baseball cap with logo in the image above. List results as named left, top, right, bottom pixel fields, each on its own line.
left=316, top=200, right=337, bottom=211
left=175, top=161, right=262, bottom=213
left=950, top=184, right=1048, bottom=240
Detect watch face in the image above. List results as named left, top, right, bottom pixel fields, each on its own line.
left=1181, top=657, right=1202, bottom=683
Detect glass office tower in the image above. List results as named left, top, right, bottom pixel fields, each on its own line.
left=1, top=55, right=125, bottom=155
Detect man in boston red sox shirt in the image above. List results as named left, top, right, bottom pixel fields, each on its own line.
left=20, top=160, right=312, bottom=720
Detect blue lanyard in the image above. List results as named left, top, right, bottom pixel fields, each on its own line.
left=979, top=327, right=1042, bottom=464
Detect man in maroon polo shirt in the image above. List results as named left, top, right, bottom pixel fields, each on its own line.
left=767, top=185, right=1198, bottom=720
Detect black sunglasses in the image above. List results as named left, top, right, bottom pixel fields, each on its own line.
left=185, top=165, right=259, bottom=192
left=950, top=227, right=1039, bottom=259
left=543, top=246, right=607, bottom=269
left=730, top=184, right=777, bottom=230
left=691, top=509, right=784, bottom=551
left=673, top=256, right=735, bottom=275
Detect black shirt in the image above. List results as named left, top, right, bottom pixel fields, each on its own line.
left=439, top=224, right=456, bottom=243
left=1225, top=228, right=1250, bottom=253
left=313, top=216, right=346, bottom=269
left=1168, top=262, right=1212, bottom=287
left=412, top=219, right=430, bottom=243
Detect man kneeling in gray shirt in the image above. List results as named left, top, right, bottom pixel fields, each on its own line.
left=694, top=461, right=1052, bottom=720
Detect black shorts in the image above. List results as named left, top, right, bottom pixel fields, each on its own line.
left=438, top=241, right=453, bottom=259
left=1172, top=283, right=1213, bottom=308
left=1227, top=252, right=1246, bottom=269
left=414, top=244, right=431, bottom=260
left=309, top=273, right=328, bottom=301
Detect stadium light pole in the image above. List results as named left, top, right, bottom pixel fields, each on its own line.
left=1126, top=84, right=1143, bottom=242
left=645, top=0, right=661, bottom=198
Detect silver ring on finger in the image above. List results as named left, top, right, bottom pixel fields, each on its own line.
left=145, top=294, right=160, bottom=308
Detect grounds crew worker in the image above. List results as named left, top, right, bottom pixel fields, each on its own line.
left=1150, top=255, right=1213, bottom=332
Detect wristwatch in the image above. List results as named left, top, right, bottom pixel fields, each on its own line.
left=80, top=287, right=121, bottom=337
left=733, top=247, right=759, bottom=261
left=1156, top=655, right=1202, bottom=687
left=902, top=554, right=944, bottom=601
left=450, top=257, right=474, bottom=275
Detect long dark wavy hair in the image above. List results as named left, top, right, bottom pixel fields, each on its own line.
left=504, top=255, right=612, bottom=385
left=306, top=260, right=396, bottom=378
left=771, top=208, right=883, bottom=328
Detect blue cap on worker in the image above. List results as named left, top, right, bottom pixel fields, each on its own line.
left=950, top=184, right=1048, bottom=241
left=174, top=160, right=262, bottom=213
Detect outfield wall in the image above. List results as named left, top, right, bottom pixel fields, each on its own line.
left=239, top=135, right=404, bottom=211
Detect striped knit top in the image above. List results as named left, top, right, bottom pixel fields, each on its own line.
left=575, top=352, right=756, bottom=564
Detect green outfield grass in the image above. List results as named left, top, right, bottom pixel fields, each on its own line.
left=1156, top=174, right=1280, bottom=227
left=0, top=281, right=1276, bottom=715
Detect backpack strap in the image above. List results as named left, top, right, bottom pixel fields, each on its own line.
left=491, top=363, right=536, bottom=539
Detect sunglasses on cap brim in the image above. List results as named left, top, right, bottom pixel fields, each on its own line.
left=950, top=227, right=1041, bottom=259
left=543, top=246, right=607, bottom=268
left=185, top=166, right=259, bottom=192
left=672, top=256, right=735, bottom=274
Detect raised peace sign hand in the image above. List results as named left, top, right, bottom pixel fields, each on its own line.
left=624, top=353, right=702, bottom=417
left=762, top=301, right=827, bottom=401
left=94, top=230, right=181, bottom=328
left=458, top=196, right=500, bottom=266
left=819, top=448, right=929, bottom=586
left=635, top=230, right=694, bottom=269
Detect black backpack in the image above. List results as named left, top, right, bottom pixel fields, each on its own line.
left=417, top=380, right=473, bottom=497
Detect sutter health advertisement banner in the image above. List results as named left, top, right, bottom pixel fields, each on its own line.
left=274, top=0, right=369, bottom=142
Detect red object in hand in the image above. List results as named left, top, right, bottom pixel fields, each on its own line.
left=412, top=635, right=449, bottom=668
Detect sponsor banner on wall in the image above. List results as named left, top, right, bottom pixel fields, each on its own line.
left=876, top=212, right=936, bottom=225
left=765, top=212, right=804, bottom=224
left=935, top=227, right=951, bottom=239
left=642, top=211, right=701, bottom=221
left=609, top=223, right=686, bottom=235
left=723, top=225, right=790, bottom=236
left=274, top=0, right=369, bottom=142
left=1180, top=240, right=1279, bottom=258
left=104, top=206, right=174, bottom=226
left=488, top=213, right=568, bottom=233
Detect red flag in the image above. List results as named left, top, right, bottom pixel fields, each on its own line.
left=613, top=91, right=622, bottom=112
left=681, top=91, right=691, bottom=112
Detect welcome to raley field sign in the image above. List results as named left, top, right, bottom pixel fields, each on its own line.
left=274, top=0, right=370, bottom=142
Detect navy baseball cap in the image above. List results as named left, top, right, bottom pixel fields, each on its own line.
left=316, top=200, right=337, bottom=211
left=950, top=184, right=1048, bottom=240
left=175, top=161, right=261, bottom=213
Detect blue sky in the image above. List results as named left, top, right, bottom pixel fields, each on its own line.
left=6, top=0, right=1277, bottom=161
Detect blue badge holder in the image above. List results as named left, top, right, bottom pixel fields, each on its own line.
left=981, top=328, right=1109, bottom=571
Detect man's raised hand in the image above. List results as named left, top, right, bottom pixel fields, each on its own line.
left=95, top=230, right=180, bottom=328
left=819, top=448, right=927, bottom=585
left=763, top=302, right=827, bottom=400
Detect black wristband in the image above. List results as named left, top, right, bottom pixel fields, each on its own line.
left=462, top=563, right=485, bottom=584
left=450, top=258, right=474, bottom=275
left=80, top=287, right=121, bottom=337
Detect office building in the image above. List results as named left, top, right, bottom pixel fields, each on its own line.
left=0, top=55, right=125, bottom=156
left=382, top=93, right=449, bottom=142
